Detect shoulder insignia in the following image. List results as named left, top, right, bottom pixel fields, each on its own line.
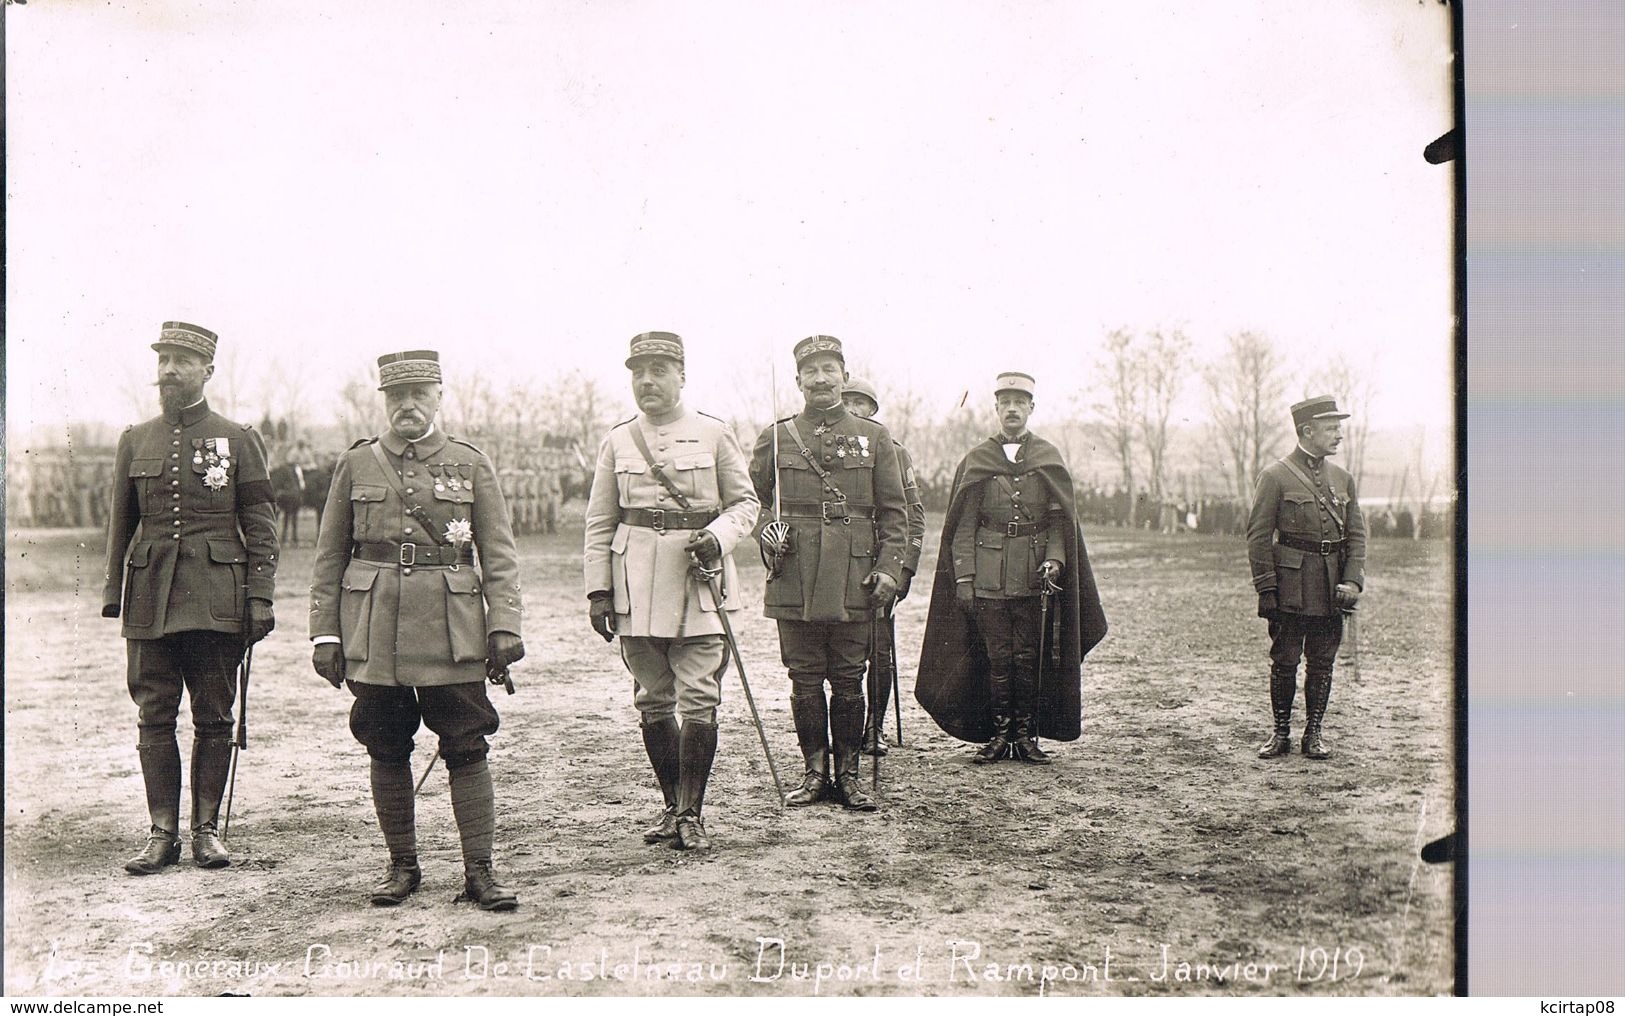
left=611, top=415, right=637, bottom=430
left=448, top=436, right=488, bottom=456
left=348, top=437, right=377, bottom=450
left=697, top=411, right=730, bottom=425
left=122, top=425, right=134, bottom=434
left=241, top=422, right=254, bottom=431
left=774, top=414, right=797, bottom=425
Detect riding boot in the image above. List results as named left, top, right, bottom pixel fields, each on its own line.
left=126, top=739, right=182, bottom=875
left=450, top=760, right=517, bottom=910
left=973, top=668, right=1014, bottom=764
left=785, top=689, right=832, bottom=807
left=830, top=691, right=877, bottom=812
left=674, top=720, right=719, bottom=851
left=1009, top=666, right=1052, bottom=764
left=189, top=736, right=234, bottom=869
left=640, top=716, right=681, bottom=843
left=1302, top=669, right=1334, bottom=759
left=1257, top=665, right=1296, bottom=757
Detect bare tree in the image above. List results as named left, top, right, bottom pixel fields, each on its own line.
left=335, top=372, right=380, bottom=446
left=1136, top=327, right=1190, bottom=511
left=1204, top=330, right=1289, bottom=499
left=1093, top=327, right=1139, bottom=524
left=1305, top=353, right=1376, bottom=490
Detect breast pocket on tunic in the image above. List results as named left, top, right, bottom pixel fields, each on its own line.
left=350, top=485, right=388, bottom=537
left=671, top=452, right=716, bottom=503
left=614, top=459, right=646, bottom=503
left=129, top=458, right=165, bottom=516
left=340, top=563, right=379, bottom=661
left=1281, top=491, right=1316, bottom=533
left=443, top=568, right=487, bottom=663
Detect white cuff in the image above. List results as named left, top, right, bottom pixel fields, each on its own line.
left=311, top=635, right=341, bottom=645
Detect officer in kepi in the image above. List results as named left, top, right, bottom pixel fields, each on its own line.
left=1247, top=395, right=1366, bottom=760
left=915, top=372, right=1108, bottom=764
left=309, top=350, right=527, bottom=909
left=749, top=336, right=910, bottom=812
left=840, top=377, right=926, bottom=758
left=102, top=322, right=279, bottom=874
left=583, top=332, right=760, bottom=851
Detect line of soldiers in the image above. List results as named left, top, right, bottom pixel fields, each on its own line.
left=101, top=322, right=1366, bottom=914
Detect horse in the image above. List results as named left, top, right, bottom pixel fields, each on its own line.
left=270, top=462, right=334, bottom=546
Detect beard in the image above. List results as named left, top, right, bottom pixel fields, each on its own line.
left=157, top=382, right=197, bottom=414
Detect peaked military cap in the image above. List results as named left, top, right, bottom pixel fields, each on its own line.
left=994, top=371, right=1036, bottom=397
left=152, top=321, right=218, bottom=361
left=793, top=334, right=844, bottom=369
left=844, top=376, right=879, bottom=409
left=626, top=331, right=684, bottom=368
left=377, top=349, right=442, bottom=390
left=1290, top=395, right=1350, bottom=429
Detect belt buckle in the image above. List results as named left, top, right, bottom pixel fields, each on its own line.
left=1319, top=540, right=1333, bottom=555
left=1006, top=521, right=1020, bottom=537
left=399, top=542, right=417, bottom=566
left=649, top=509, right=666, bottom=533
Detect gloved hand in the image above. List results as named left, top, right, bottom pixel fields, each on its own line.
left=244, top=598, right=276, bottom=644
left=1257, top=591, right=1279, bottom=619
left=956, top=580, right=975, bottom=610
left=864, top=570, right=899, bottom=608
left=313, top=643, right=346, bottom=688
left=589, top=591, right=616, bottom=642
left=895, top=570, right=914, bottom=602
left=102, top=603, right=121, bottom=619
left=487, top=631, right=525, bottom=671
left=1334, top=582, right=1361, bottom=611
left=684, top=529, right=721, bottom=566
left=1037, top=559, right=1064, bottom=594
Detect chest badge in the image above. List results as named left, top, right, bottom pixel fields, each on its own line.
left=194, top=438, right=232, bottom=490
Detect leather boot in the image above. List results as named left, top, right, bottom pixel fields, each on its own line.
left=830, top=692, right=877, bottom=812
left=863, top=630, right=894, bottom=757
left=640, top=716, right=681, bottom=843
left=675, top=720, right=718, bottom=851
left=1010, top=716, right=1052, bottom=765
left=1257, top=666, right=1296, bottom=758
left=459, top=859, right=518, bottom=911
left=126, top=739, right=182, bottom=875
left=370, top=855, right=422, bottom=906
left=1302, top=669, right=1333, bottom=759
left=189, top=736, right=234, bottom=868
left=973, top=668, right=1014, bottom=764
left=785, top=689, right=831, bottom=807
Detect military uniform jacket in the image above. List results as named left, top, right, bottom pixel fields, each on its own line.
left=949, top=433, right=1068, bottom=599
left=749, top=404, right=910, bottom=623
left=1246, top=447, right=1367, bottom=617
left=582, top=407, right=760, bottom=638
left=102, top=400, right=279, bottom=639
left=308, top=429, right=524, bottom=686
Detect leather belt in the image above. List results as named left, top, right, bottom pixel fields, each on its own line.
left=781, top=501, right=877, bottom=523
left=1278, top=535, right=1346, bottom=556
left=980, top=516, right=1045, bottom=537
left=353, top=542, right=474, bottom=567
left=622, top=507, right=718, bottom=532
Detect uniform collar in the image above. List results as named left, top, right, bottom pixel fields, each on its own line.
left=798, top=403, right=848, bottom=428
left=1292, top=444, right=1323, bottom=469
left=163, top=397, right=211, bottom=428
left=381, top=424, right=447, bottom=458
left=640, top=403, right=686, bottom=428
left=996, top=429, right=1032, bottom=444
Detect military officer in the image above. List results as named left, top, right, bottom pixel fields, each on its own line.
left=915, top=372, right=1108, bottom=764
left=309, top=350, right=527, bottom=909
left=583, top=332, right=760, bottom=851
left=839, top=377, right=925, bottom=757
left=1247, top=395, right=1367, bottom=760
left=102, top=322, right=279, bottom=874
left=749, top=336, right=910, bottom=812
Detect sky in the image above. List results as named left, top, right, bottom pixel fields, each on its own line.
left=5, top=1, right=1456, bottom=447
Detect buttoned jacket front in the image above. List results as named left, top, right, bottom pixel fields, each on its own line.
left=308, top=428, right=524, bottom=686
left=950, top=434, right=1070, bottom=599
left=1246, top=446, right=1368, bottom=617
left=582, top=407, right=759, bottom=638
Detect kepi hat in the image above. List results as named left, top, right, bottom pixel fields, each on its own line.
left=152, top=321, right=218, bottom=362
left=625, top=331, right=684, bottom=369
left=994, top=371, right=1036, bottom=397
left=377, top=350, right=442, bottom=390
left=1290, top=395, right=1350, bottom=429
left=793, top=334, right=844, bottom=370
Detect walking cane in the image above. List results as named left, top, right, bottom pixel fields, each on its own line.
left=868, top=615, right=881, bottom=790
left=693, top=555, right=787, bottom=807
left=222, top=645, right=252, bottom=840
left=887, top=603, right=904, bottom=747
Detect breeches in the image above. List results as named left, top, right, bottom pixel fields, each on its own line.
left=621, top=634, right=727, bottom=724
left=127, top=631, right=243, bottom=741
left=347, top=681, right=500, bottom=768
left=1268, top=613, right=1344, bottom=678
left=974, top=597, right=1043, bottom=676
left=777, top=619, right=869, bottom=697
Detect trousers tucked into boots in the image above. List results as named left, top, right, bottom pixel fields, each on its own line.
left=786, top=688, right=831, bottom=806
left=450, top=759, right=517, bottom=910
left=974, top=668, right=1014, bottom=764
left=675, top=720, right=718, bottom=849
left=640, top=715, right=681, bottom=842
left=126, top=739, right=184, bottom=874
left=1257, top=665, right=1296, bottom=758
left=189, top=736, right=234, bottom=868
left=830, top=688, right=876, bottom=811
left=368, top=758, right=420, bottom=905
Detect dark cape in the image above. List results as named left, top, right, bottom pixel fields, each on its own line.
left=914, top=435, right=1108, bottom=742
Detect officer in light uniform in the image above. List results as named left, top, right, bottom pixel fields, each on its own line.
left=309, top=350, right=527, bottom=910
left=583, top=331, right=759, bottom=850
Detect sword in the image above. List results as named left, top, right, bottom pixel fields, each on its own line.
left=887, top=606, right=904, bottom=746
left=759, top=362, right=791, bottom=576
left=868, top=614, right=881, bottom=789
left=222, top=645, right=252, bottom=840
left=692, top=553, right=786, bottom=806
left=1035, top=579, right=1057, bottom=753
left=415, top=750, right=440, bottom=795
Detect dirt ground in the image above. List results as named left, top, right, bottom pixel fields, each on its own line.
left=4, top=514, right=1455, bottom=997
